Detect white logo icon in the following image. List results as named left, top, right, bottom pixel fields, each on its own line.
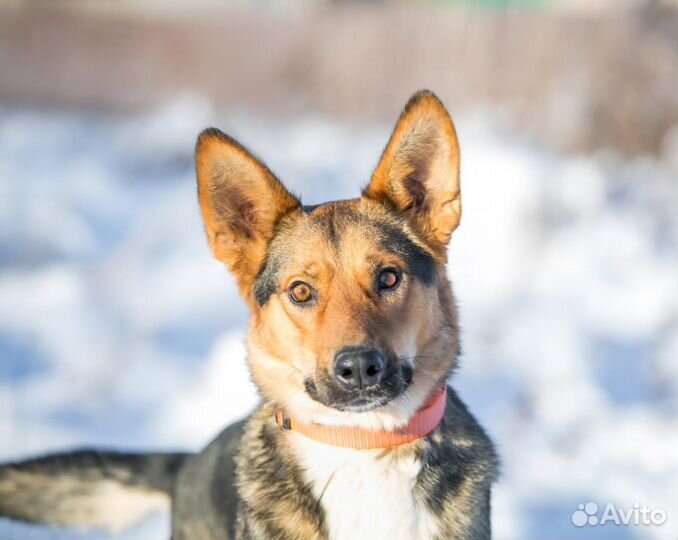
left=571, top=502, right=599, bottom=527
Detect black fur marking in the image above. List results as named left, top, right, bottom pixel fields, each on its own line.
left=253, top=255, right=281, bottom=307
left=172, top=420, right=245, bottom=539
left=316, top=207, right=340, bottom=248
left=374, top=222, right=436, bottom=285
left=253, top=207, right=435, bottom=307
left=416, top=389, right=499, bottom=520
left=302, top=204, right=322, bottom=213
left=302, top=200, right=348, bottom=214
left=305, top=203, right=435, bottom=286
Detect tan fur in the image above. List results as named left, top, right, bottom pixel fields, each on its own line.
left=245, top=201, right=455, bottom=428
left=195, top=129, right=301, bottom=304
left=195, top=92, right=463, bottom=429
left=364, top=91, right=461, bottom=252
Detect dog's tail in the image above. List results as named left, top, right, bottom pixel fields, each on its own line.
left=0, top=449, right=190, bottom=531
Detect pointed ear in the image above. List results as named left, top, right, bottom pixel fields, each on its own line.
left=195, top=128, right=301, bottom=299
left=363, top=90, right=461, bottom=251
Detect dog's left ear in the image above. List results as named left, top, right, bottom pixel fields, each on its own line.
left=195, top=128, right=301, bottom=301
left=363, top=90, right=461, bottom=251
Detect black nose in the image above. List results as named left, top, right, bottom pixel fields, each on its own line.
left=333, top=348, right=386, bottom=390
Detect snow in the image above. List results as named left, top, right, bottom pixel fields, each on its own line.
left=0, top=96, right=675, bottom=539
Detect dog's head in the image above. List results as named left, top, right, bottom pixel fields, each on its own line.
left=195, top=91, right=461, bottom=429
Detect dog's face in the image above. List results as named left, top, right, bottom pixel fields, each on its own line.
left=196, top=91, right=462, bottom=428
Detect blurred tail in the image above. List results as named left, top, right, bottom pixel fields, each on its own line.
left=0, top=449, right=189, bottom=531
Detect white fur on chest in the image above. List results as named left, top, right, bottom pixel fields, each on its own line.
left=289, top=433, right=439, bottom=540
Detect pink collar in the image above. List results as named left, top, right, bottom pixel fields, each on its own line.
left=275, top=386, right=447, bottom=449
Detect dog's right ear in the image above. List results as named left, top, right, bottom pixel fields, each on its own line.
left=195, top=128, right=301, bottom=300
left=363, top=90, right=461, bottom=255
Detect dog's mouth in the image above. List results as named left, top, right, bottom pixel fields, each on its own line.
left=309, top=390, right=392, bottom=413
left=303, top=361, right=413, bottom=413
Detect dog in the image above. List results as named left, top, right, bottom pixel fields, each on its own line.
left=0, top=90, right=498, bottom=540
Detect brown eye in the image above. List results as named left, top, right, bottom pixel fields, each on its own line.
left=289, top=281, right=313, bottom=304
left=377, top=269, right=400, bottom=291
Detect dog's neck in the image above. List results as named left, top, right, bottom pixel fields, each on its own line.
left=274, top=386, right=447, bottom=450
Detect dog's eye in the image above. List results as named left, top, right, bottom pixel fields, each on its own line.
left=377, top=269, right=399, bottom=291
left=289, top=281, right=313, bottom=304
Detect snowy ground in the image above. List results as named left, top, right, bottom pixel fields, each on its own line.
left=0, top=96, right=676, bottom=539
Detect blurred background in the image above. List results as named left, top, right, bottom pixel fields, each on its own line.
left=0, top=0, right=676, bottom=539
